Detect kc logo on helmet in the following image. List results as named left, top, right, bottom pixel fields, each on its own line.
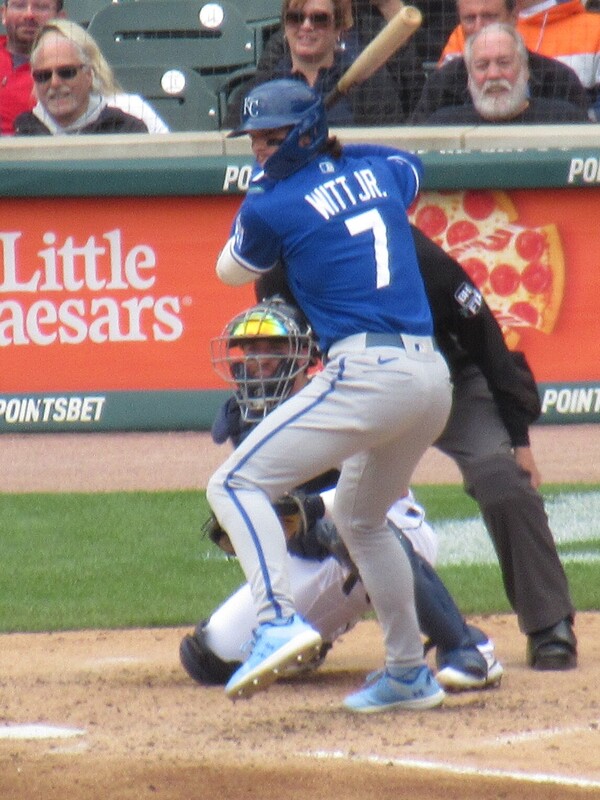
left=243, top=97, right=261, bottom=118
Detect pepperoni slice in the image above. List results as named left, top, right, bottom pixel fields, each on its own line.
left=462, top=191, right=496, bottom=220
left=490, top=263, right=520, bottom=296
left=460, top=257, right=489, bottom=287
left=447, top=220, right=478, bottom=246
left=522, top=261, right=552, bottom=294
left=516, top=229, right=546, bottom=262
left=510, top=301, right=540, bottom=327
left=415, top=205, right=448, bottom=238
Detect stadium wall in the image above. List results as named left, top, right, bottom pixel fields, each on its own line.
left=1, top=127, right=599, bottom=432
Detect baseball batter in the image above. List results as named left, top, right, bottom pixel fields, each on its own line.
left=206, top=78, right=452, bottom=711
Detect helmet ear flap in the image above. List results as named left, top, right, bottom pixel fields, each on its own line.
left=263, top=97, right=328, bottom=180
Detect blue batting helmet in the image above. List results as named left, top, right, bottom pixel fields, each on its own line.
left=229, top=78, right=329, bottom=180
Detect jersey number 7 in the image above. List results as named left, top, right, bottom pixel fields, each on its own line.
left=345, top=209, right=390, bottom=288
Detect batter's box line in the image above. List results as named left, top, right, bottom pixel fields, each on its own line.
left=484, top=720, right=600, bottom=746
left=302, top=750, right=600, bottom=789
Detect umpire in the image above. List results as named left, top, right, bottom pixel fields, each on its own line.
left=258, top=224, right=577, bottom=671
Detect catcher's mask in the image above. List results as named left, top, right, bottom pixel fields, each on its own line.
left=211, top=297, right=317, bottom=423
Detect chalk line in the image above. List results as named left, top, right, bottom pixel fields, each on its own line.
left=302, top=749, right=600, bottom=789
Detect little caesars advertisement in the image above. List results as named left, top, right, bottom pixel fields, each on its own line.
left=1, top=185, right=599, bottom=431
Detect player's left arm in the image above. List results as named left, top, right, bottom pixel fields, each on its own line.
left=216, top=237, right=258, bottom=285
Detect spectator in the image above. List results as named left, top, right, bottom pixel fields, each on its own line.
left=0, top=0, right=65, bottom=135
left=14, top=21, right=149, bottom=134
left=249, top=0, right=426, bottom=121
left=517, top=0, right=600, bottom=119
left=222, top=0, right=408, bottom=128
left=2, top=9, right=168, bottom=135
left=426, top=23, right=590, bottom=122
left=32, top=19, right=169, bottom=132
left=411, top=0, right=588, bottom=122
left=439, top=0, right=600, bottom=118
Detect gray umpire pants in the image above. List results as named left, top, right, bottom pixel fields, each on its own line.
left=436, top=365, right=575, bottom=635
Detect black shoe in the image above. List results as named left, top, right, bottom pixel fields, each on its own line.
left=527, top=618, right=577, bottom=670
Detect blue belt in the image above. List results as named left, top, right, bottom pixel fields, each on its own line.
left=326, top=332, right=439, bottom=363
left=364, top=333, right=406, bottom=348
left=366, top=333, right=439, bottom=352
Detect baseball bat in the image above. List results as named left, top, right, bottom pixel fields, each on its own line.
left=325, top=5, right=422, bottom=110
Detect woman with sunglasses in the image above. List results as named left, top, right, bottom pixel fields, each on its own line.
left=14, top=20, right=150, bottom=134
left=223, top=0, right=408, bottom=129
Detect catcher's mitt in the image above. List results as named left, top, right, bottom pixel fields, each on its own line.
left=203, top=491, right=326, bottom=556
left=203, top=513, right=236, bottom=556
left=272, top=491, right=325, bottom=543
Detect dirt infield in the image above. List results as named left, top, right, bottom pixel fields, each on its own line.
left=2, top=616, right=600, bottom=800
left=1, top=426, right=600, bottom=799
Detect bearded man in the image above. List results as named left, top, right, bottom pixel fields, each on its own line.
left=425, top=22, right=590, bottom=122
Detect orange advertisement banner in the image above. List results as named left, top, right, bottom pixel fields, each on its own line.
left=1, top=195, right=252, bottom=393
left=1, top=187, right=599, bottom=395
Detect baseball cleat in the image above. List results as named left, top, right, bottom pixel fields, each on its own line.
left=224, top=614, right=322, bottom=700
left=436, top=641, right=503, bottom=691
left=476, top=637, right=504, bottom=686
left=343, top=665, right=445, bottom=713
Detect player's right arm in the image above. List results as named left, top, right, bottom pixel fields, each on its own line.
left=216, top=206, right=280, bottom=286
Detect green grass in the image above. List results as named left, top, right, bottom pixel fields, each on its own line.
left=0, top=491, right=243, bottom=632
left=0, top=485, right=598, bottom=633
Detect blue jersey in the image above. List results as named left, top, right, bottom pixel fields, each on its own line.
left=230, top=144, right=432, bottom=353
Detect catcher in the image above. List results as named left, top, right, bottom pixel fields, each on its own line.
left=179, top=297, right=503, bottom=690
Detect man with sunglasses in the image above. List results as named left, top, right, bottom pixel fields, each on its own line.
left=14, top=22, right=148, bottom=134
left=0, top=0, right=64, bottom=134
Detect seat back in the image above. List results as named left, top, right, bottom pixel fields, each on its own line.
left=113, top=64, right=220, bottom=131
left=226, top=0, right=281, bottom=24
left=63, top=0, right=116, bottom=28
left=224, top=0, right=281, bottom=58
left=87, top=0, right=257, bottom=90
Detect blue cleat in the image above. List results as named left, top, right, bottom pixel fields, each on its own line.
left=343, top=665, right=445, bottom=713
left=225, top=614, right=322, bottom=700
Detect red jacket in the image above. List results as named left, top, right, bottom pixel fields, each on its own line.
left=0, top=36, right=35, bottom=136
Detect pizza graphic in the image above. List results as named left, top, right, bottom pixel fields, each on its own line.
left=408, top=190, right=565, bottom=347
